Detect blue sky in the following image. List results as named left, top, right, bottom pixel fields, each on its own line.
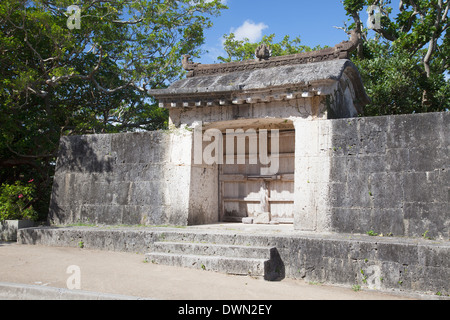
left=199, top=0, right=354, bottom=64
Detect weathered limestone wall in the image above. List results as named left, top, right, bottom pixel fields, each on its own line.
left=295, top=112, right=449, bottom=240
left=329, top=112, right=449, bottom=239
left=50, top=112, right=448, bottom=237
left=49, top=129, right=218, bottom=226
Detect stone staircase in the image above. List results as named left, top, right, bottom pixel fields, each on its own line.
left=145, top=240, right=284, bottom=281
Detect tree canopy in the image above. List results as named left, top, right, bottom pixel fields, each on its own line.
left=0, top=0, right=227, bottom=219
left=343, top=0, right=449, bottom=113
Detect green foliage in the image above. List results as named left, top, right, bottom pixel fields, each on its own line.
left=343, top=0, right=365, bottom=15
left=0, top=0, right=226, bottom=133
left=351, top=39, right=450, bottom=115
left=0, top=180, right=38, bottom=221
left=218, top=33, right=325, bottom=63
left=342, top=0, right=450, bottom=115
left=0, top=0, right=227, bottom=220
left=352, top=284, right=362, bottom=292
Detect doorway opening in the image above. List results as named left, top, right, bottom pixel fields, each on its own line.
left=219, top=125, right=295, bottom=224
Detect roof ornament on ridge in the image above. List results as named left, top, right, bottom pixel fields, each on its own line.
left=254, top=44, right=272, bottom=61
left=181, top=29, right=361, bottom=78
left=182, top=54, right=199, bottom=72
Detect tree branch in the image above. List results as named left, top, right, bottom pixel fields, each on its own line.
left=443, top=0, right=449, bottom=22
left=112, top=18, right=144, bottom=24
left=0, top=158, right=40, bottom=170
left=6, top=143, right=56, bottom=159
left=423, top=0, right=444, bottom=77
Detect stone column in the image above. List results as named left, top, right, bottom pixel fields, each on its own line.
left=163, top=128, right=194, bottom=225
left=293, top=118, right=332, bottom=232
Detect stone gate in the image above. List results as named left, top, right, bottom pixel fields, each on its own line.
left=47, top=32, right=448, bottom=240
left=25, top=32, right=450, bottom=296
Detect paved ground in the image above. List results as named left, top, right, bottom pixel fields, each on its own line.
left=0, top=241, right=419, bottom=300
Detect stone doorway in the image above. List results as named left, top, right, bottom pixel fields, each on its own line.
left=219, top=129, right=295, bottom=224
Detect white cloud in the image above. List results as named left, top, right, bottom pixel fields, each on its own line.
left=230, top=20, right=268, bottom=43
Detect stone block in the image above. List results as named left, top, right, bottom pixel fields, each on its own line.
left=377, top=242, right=419, bottom=265
left=386, top=113, right=443, bottom=149
left=357, top=154, right=387, bottom=174
left=403, top=202, right=448, bottom=239
left=345, top=172, right=372, bottom=207
left=403, top=172, right=440, bottom=203
left=254, top=212, right=271, bottom=224
left=369, top=172, right=404, bottom=209
left=328, top=182, right=347, bottom=207
left=329, top=156, right=350, bottom=182
left=420, top=245, right=450, bottom=268
left=370, top=209, right=405, bottom=236
left=385, top=148, right=409, bottom=172
left=348, top=241, right=379, bottom=261
left=408, top=147, right=446, bottom=172
left=322, top=239, right=352, bottom=260
left=357, top=116, right=388, bottom=155
left=330, top=208, right=372, bottom=234
left=111, top=132, right=168, bottom=164
left=242, top=217, right=254, bottom=224
left=57, top=135, right=114, bottom=174
left=0, top=220, right=35, bottom=241
left=139, top=206, right=167, bottom=225
left=77, top=205, right=122, bottom=225
left=121, top=206, right=146, bottom=225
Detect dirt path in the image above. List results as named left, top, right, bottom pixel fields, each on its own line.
left=0, top=242, right=415, bottom=300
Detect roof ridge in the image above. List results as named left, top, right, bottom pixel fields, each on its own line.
left=182, top=30, right=361, bottom=78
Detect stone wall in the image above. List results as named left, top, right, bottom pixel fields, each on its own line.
left=328, top=112, right=449, bottom=239
left=48, top=129, right=218, bottom=226
left=49, top=112, right=448, bottom=239
left=18, top=226, right=450, bottom=296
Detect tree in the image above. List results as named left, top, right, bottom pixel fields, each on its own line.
left=218, top=33, right=325, bottom=63
left=342, top=0, right=449, bottom=109
left=0, top=0, right=227, bottom=219
left=353, top=39, right=449, bottom=115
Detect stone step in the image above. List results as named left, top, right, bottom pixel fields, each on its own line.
left=145, top=252, right=268, bottom=277
left=145, top=241, right=285, bottom=281
left=151, top=241, right=274, bottom=259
